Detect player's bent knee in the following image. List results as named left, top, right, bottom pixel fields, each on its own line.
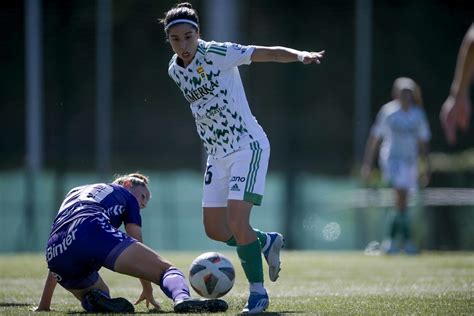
left=203, top=224, right=230, bottom=242
left=204, top=226, right=222, bottom=241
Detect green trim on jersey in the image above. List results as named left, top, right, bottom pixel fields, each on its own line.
left=196, top=45, right=205, bottom=56
left=196, top=42, right=228, bottom=57
left=207, top=44, right=227, bottom=56
left=244, top=192, right=263, bottom=206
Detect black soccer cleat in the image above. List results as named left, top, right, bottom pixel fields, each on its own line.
left=84, top=289, right=135, bottom=313
left=174, top=298, right=228, bottom=313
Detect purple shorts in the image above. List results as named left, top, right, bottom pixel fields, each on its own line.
left=46, top=214, right=136, bottom=290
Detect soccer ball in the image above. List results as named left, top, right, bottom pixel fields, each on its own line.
left=189, top=252, right=235, bottom=298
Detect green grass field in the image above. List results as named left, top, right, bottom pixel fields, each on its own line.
left=0, top=251, right=473, bottom=315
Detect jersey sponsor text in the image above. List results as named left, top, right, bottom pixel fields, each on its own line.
left=46, top=229, right=78, bottom=261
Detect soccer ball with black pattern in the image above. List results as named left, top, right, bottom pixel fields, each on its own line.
left=189, top=252, right=235, bottom=298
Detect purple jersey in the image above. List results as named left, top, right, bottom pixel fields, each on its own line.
left=45, top=183, right=142, bottom=290
left=51, top=183, right=141, bottom=235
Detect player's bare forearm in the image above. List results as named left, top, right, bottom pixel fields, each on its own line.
left=125, top=223, right=143, bottom=242
left=35, top=271, right=57, bottom=311
left=361, top=136, right=381, bottom=181
left=362, top=136, right=381, bottom=168
left=451, top=24, right=474, bottom=96
left=251, top=46, right=325, bottom=64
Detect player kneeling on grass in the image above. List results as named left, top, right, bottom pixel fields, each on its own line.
left=34, top=173, right=227, bottom=313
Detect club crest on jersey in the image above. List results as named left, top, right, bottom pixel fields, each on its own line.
left=196, top=66, right=208, bottom=80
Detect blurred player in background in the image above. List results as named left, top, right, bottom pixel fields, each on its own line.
left=161, top=2, right=324, bottom=313
left=35, top=173, right=227, bottom=313
left=440, top=23, right=473, bottom=145
left=361, top=78, right=431, bottom=254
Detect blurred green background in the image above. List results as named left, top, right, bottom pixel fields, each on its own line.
left=1, top=0, right=473, bottom=252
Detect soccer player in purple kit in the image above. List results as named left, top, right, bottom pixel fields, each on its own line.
left=34, top=173, right=227, bottom=313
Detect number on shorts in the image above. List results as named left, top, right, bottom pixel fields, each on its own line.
left=205, top=165, right=213, bottom=185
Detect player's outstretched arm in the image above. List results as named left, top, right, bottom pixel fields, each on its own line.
left=34, top=271, right=57, bottom=311
left=251, top=46, right=325, bottom=64
left=440, top=23, right=474, bottom=144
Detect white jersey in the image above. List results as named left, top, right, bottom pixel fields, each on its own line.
left=371, top=100, right=431, bottom=163
left=168, top=39, right=267, bottom=158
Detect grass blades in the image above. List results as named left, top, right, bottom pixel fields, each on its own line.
left=0, top=251, right=473, bottom=315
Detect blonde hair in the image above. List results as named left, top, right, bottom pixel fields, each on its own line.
left=391, top=77, right=423, bottom=106
left=113, top=172, right=149, bottom=187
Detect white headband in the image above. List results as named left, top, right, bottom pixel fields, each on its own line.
left=165, top=19, right=199, bottom=31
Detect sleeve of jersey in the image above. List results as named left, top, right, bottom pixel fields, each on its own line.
left=212, top=41, right=255, bottom=69
left=124, top=194, right=142, bottom=227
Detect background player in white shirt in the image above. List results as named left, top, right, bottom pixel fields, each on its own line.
left=161, top=2, right=324, bottom=313
left=361, top=77, right=431, bottom=254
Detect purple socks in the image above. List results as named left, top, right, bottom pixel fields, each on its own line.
left=159, top=267, right=190, bottom=303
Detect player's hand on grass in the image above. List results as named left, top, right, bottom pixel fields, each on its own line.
left=298, top=50, right=325, bottom=64
left=440, top=93, right=472, bottom=145
left=135, top=289, right=160, bottom=310
left=31, top=305, right=51, bottom=312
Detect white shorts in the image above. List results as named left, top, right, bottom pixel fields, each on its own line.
left=202, top=139, right=270, bottom=207
left=380, top=158, right=418, bottom=190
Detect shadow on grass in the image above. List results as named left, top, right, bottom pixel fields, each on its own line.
left=0, top=303, right=31, bottom=307
left=66, top=309, right=172, bottom=314
left=237, top=312, right=300, bottom=315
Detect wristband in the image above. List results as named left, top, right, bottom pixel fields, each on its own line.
left=297, top=51, right=309, bottom=63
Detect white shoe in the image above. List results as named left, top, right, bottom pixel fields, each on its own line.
left=262, top=232, right=284, bottom=281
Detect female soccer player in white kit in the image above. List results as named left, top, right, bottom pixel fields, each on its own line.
left=361, top=77, right=431, bottom=254
left=161, top=2, right=325, bottom=313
